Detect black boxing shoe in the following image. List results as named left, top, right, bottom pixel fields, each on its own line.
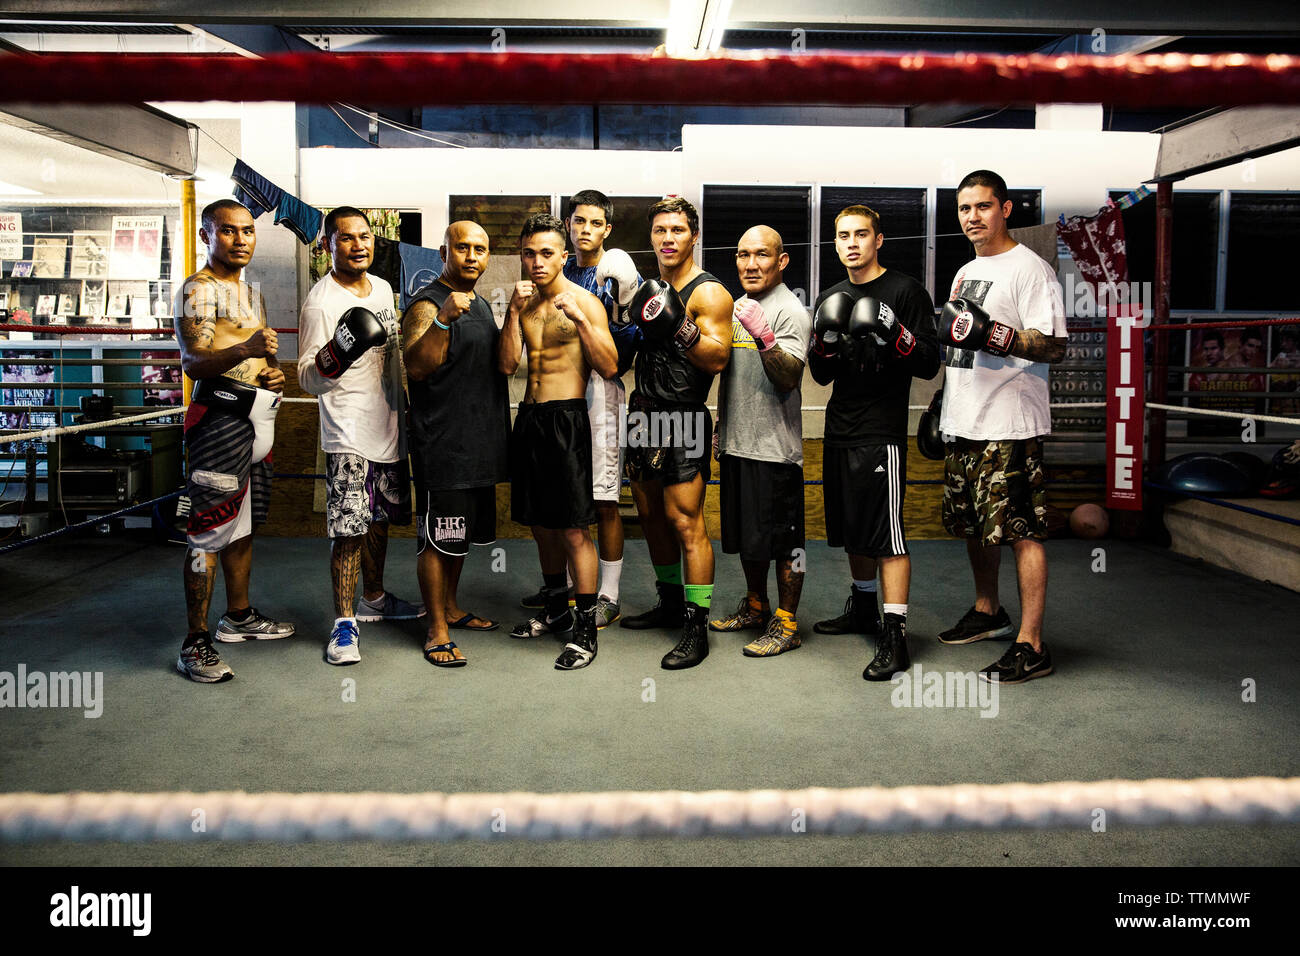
left=863, top=613, right=910, bottom=681
left=555, top=608, right=598, bottom=671
left=622, top=581, right=685, bottom=630
left=510, top=610, right=574, bottom=640
left=661, top=602, right=709, bottom=670
left=814, top=590, right=882, bottom=636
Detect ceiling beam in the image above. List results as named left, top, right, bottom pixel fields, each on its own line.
left=1152, top=106, right=1300, bottom=181
left=0, top=101, right=197, bottom=177
left=2, top=0, right=1296, bottom=33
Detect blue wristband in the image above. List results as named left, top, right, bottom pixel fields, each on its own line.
left=433, top=316, right=450, bottom=331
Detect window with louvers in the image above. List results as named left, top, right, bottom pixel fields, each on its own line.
left=935, top=188, right=1042, bottom=298
left=819, top=187, right=926, bottom=298
left=1109, top=189, right=1218, bottom=311
left=701, top=185, right=812, bottom=304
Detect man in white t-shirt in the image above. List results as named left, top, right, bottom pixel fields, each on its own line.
left=298, top=207, right=424, bottom=666
left=936, top=170, right=1067, bottom=684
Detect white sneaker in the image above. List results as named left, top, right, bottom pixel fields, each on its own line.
left=326, top=620, right=361, bottom=665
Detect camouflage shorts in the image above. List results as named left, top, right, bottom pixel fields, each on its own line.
left=942, top=437, right=1048, bottom=546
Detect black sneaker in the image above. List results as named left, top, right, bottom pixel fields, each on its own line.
left=622, top=581, right=685, bottom=630
left=863, top=614, right=910, bottom=682
left=661, top=603, right=709, bottom=670
left=555, top=609, right=598, bottom=671
left=979, top=641, right=1053, bottom=684
left=813, top=592, right=882, bottom=636
left=937, top=605, right=1015, bottom=645
left=510, top=611, right=574, bottom=640
left=520, top=587, right=548, bottom=610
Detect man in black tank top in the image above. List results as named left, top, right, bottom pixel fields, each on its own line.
left=402, top=221, right=510, bottom=668
left=620, top=197, right=734, bottom=671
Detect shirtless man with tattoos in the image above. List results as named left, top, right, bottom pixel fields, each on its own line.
left=174, top=199, right=293, bottom=683
left=500, top=213, right=618, bottom=671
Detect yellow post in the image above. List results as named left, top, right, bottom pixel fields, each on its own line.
left=181, top=177, right=196, bottom=406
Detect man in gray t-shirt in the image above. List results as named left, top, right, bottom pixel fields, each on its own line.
left=712, top=225, right=813, bottom=658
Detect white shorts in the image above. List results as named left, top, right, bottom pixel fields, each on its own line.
left=587, top=371, right=625, bottom=504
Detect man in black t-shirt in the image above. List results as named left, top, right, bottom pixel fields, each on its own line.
left=809, top=205, right=941, bottom=681
left=403, top=221, right=511, bottom=668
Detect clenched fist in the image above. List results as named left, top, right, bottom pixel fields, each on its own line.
left=242, top=327, right=277, bottom=358
left=438, top=291, right=475, bottom=325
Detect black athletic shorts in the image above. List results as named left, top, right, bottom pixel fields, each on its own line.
left=719, top=455, right=805, bottom=561
left=823, top=442, right=908, bottom=557
left=510, top=398, right=596, bottom=530
left=622, top=390, right=712, bottom=487
left=416, top=484, right=497, bottom=558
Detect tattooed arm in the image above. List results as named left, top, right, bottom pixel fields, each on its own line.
left=1008, top=329, right=1068, bottom=364
left=402, top=299, right=448, bottom=382
left=758, top=345, right=805, bottom=394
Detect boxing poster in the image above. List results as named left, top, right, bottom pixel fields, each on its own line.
left=109, top=216, right=163, bottom=280
left=0, top=213, right=21, bottom=261
left=1185, top=325, right=1265, bottom=437
left=1268, top=324, right=1300, bottom=417
left=141, top=350, right=182, bottom=407
left=0, top=350, right=55, bottom=454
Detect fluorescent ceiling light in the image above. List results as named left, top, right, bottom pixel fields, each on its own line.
left=666, top=0, right=731, bottom=55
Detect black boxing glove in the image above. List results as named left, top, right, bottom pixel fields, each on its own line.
left=315, top=307, right=387, bottom=380
left=813, top=291, right=853, bottom=357
left=850, top=295, right=915, bottom=358
left=629, top=278, right=699, bottom=351
left=916, top=389, right=945, bottom=461
left=939, top=298, right=1014, bottom=357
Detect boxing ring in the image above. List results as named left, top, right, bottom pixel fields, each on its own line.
left=2, top=49, right=1299, bottom=868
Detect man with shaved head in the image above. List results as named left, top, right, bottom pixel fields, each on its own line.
left=710, top=225, right=813, bottom=657
left=402, top=221, right=510, bottom=667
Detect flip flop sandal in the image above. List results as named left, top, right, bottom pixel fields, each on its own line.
left=423, top=641, right=468, bottom=667
left=447, top=613, right=499, bottom=632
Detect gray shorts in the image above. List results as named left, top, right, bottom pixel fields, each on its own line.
left=325, top=452, right=412, bottom=538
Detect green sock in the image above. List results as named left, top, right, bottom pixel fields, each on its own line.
left=683, top=584, right=713, bottom=610
left=654, top=562, right=683, bottom=586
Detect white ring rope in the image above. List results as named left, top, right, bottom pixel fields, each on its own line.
left=2, top=777, right=1297, bottom=842
left=0, top=407, right=183, bottom=445
left=1145, top=401, right=1300, bottom=426
left=3, top=398, right=1290, bottom=448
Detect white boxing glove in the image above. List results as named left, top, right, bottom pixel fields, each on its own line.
left=595, top=248, right=639, bottom=308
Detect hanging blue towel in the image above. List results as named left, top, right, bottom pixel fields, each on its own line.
left=230, top=160, right=283, bottom=219
left=398, top=243, right=444, bottom=309
left=274, top=194, right=324, bottom=245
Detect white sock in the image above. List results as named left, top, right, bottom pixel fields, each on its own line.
left=883, top=603, right=908, bottom=618
left=335, top=616, right=357, bottom=627
left=599, top=558, right=623, bottom=602
left=853, top=579, right=878, bottom=593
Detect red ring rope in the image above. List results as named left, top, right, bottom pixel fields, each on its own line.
left=1145, top=318, right=1298, bottom=332
left=0, top=52, right=1295, bottom=107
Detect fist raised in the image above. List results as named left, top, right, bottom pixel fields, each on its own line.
left=439, top=291, right=474, bottom=324
left=510, top=281, right=535, bottom=312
